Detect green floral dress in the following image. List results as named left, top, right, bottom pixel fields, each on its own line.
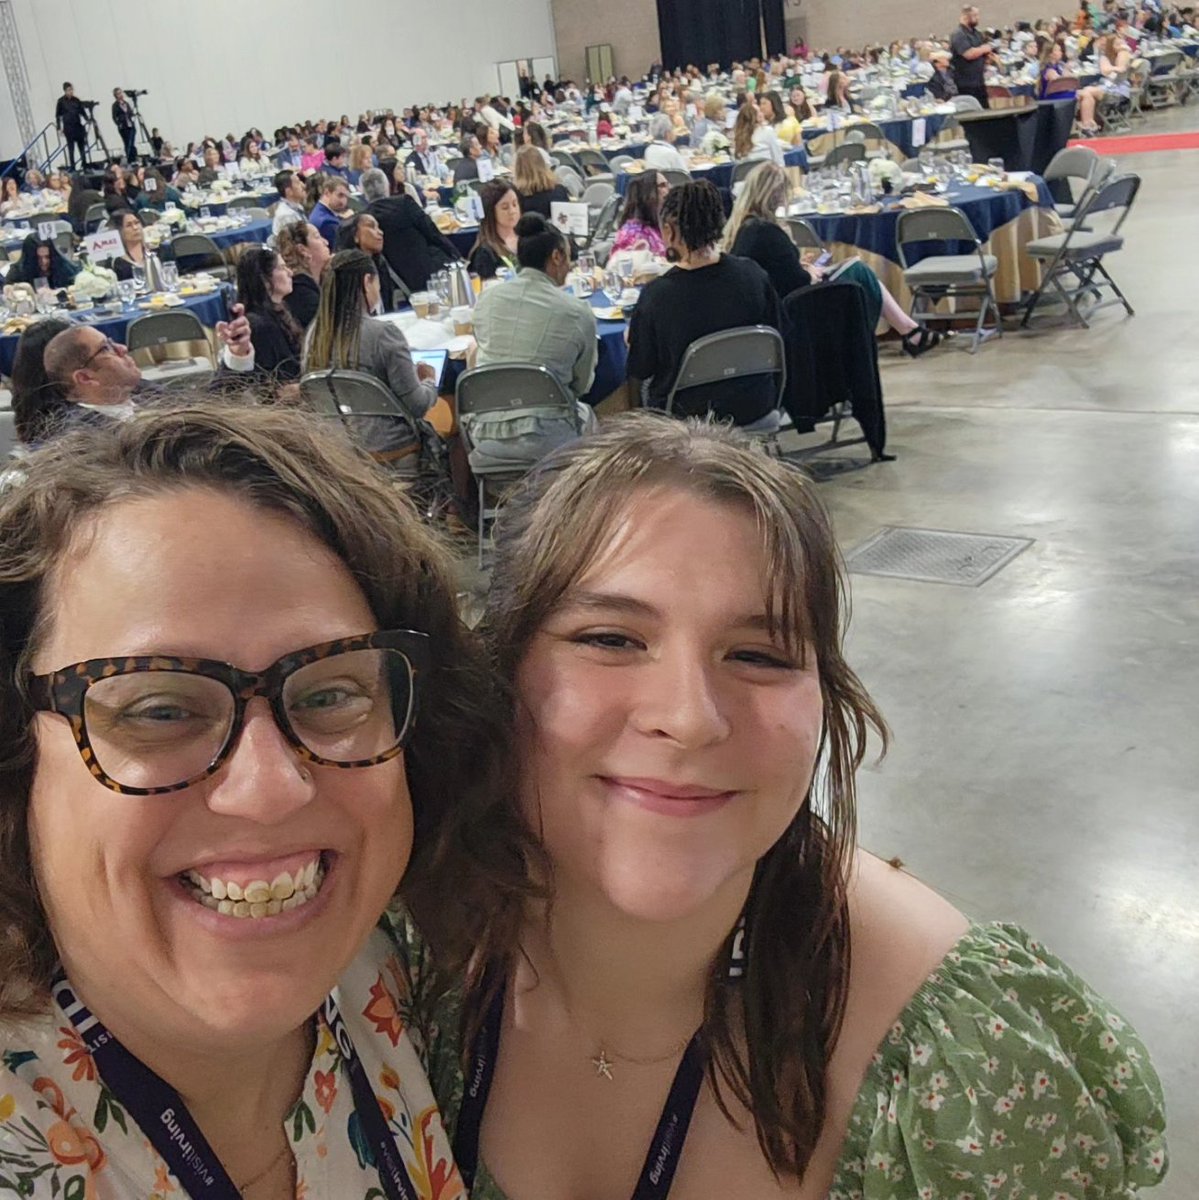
left=392, top=919, right=1168, bottom=1200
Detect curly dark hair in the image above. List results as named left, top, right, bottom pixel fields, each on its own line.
left=0, top=403, right=535, bottom=1017
left=658, top=179, right=726, bottom=251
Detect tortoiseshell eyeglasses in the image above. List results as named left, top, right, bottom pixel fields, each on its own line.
left=27, top=630, right=430, bottom=796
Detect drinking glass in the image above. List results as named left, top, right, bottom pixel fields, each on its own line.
left=988, top=157, right=1006, bottom=178
left=162, top=262, right=179, bottom=292
left=573, top=270, right=594, bottom=298
left=602, top=269, right=621, bottom=299
left=200, top=206, right=211, bottom=220
left=918, top=148, right=935, bottom=178
left=578, top=251, right=597, bottom=279
left=132, top=264, right=146, bottom=293
left=117, top=280, right=138, bottom=310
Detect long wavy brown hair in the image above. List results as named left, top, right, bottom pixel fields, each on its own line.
left=0, top=403, right=533, bottom=1017
left=475, top=412, right=889, bottom=1180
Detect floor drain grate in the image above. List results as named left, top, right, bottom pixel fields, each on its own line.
left=844, top=527, right=1033, bottom=587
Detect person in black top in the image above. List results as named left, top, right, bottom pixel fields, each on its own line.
left=626, top=180, right=781, bottom=428
left=235, top=247, right=304, bottom=395
left=112, top=89, right=137, bottom=162
left=360, top=167, right=460, bottom=292
left=275, top=220, right=330, bottom=329
left=467, top=181, right=521, bottom=280
left=7, top=236, right=80, bottom=289
left=335, top=213, right=408, bottom=311
left=55, top=83, right=88, bottom=171
left=927, top=49, right=960, bottom=100
left=512, top=147, right=569, bottom=219
left=950, top=5, right=997, bottom=107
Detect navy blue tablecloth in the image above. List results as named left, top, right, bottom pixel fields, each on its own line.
left=205, top=217, right=273, bottom=251
left=795, top=177, right=1053, bottom=266
left=586, top=291, right=629, bottom=403
left=615, top=147, right=808, bottom=196
left=801, top=114, right=948, bottom=158
left=0, top=287, right=230, bottom=378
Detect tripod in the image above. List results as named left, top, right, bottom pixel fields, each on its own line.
left=81, top=104, right=111, bottom=169
left=126, top=90, right=154, bottom=161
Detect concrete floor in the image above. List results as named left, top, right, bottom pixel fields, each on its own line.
left=462, top=110, right=1199, bottom=1186
left=822, top=107, right=1199, bottom=1191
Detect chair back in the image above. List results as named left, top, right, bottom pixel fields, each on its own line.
left=347, top=195, right=366, bottom=214
left=170, top=233, right=228, bottom=274
left=124, top=310, right=212, bottom=358
left=499, top=143, right=515, bottom=168
left=665, top=326, right=786, bottom=416
left=1149, top=49, right=1182, bottom=73
left=0, top=409, right=15, bottom=462
left=659, top=167, right=692, bottom=188
left=896, top=204, right=981, bottom=264
left=587, top=193, right=622, bottom=245
left=784, top=217, right=825, bottom=252
left=551, top=149, right=584, bottom=174
left=609, top=154, right=636, bottom=173
left=84, top=202, right=108, bottom=232
left=823, top=143, right=866, bottom=169
left=575, top=148, right=614, bottom=176
left=299, top=368, right=409, bottom=416
left=232, top=206, right=270, bottom=222
left=227, top=195, right=263, bottom=211
left=137, top=208, right=159, bottom=226
left=1073, top=172, right=1141, bottom=234
left=443, top=156, right=464, bottom=174
left=731, top=159, right=761, bottom=186
left=1043, top=74, right=1081, bottom=97
left=554, top=165, right=585, bottom=198
left=1043, top=144, right=1098, bottom=184
left=582, top=180, right=615, bottom=208
left=952, top=94, right=984, bottom=112
left=456, top=362, right=576, bottom=420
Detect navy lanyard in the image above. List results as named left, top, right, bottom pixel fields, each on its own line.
left=453, top=921, right=746, bottom=1200
left=52, top=972, right=421, bottom=1200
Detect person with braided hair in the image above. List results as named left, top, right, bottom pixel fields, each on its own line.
left=626, top=180, right=781, bottom=428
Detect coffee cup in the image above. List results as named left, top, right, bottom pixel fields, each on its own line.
left=411, top=292, right=431, bottom=318
left=452, top=305, right=473, bottom=335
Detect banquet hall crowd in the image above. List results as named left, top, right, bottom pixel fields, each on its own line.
left=0, top=0, right=1180, bottom=1194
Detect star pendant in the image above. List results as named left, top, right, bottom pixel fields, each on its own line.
left=591, top=1049, right=614, bottom=1080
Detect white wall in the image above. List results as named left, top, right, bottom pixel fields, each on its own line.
left=8, top=0, right=555, bottom=159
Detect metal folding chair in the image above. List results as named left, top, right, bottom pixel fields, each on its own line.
left=170, top=233, right=232, bottom=280
left=823, top=143, right=867, bottom=170
left=1042, top=145, right=1101, bottom=220
left=574, top=147, right=616, bottom=183
left=608, top=154, right=636, bottom=175
left=455, top=363, right=581, bottom=565
left=1144, top=50, right=1184, bottom=108
left=664, top=326, right=787, bottom=450
left=1021, top=173, right=1140, bottom=329
left=731, top=160, right=763, bottom=188
left=554, top=165, right=585, bottom=198
left=658, top=168, right=692, bottom=188
left=896, top=206, right=1001, bottom=352
left=84, top=202, right=109, bottom=233
left=784, top=218, right=825, bottom=252
left=125, top=310, right=215, bottom=384
left=551, top=149, right=584, bottom=175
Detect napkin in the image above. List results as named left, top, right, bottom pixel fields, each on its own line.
left=998, top=179, right=1040, bottom=203
left=846, top=203, right=882, bottom=215
left=899, top=193, right=950, bottom=209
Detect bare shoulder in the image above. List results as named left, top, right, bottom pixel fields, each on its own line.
left=835, top=851, right=970, bottom=1064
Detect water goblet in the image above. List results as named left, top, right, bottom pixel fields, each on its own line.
left=117, top=279, right=138, bottom=310
left=132, top=263, right=146, bottom=293
left=162, top=262, right=180, bottom=293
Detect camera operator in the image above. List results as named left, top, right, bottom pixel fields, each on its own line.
left=55, top=82, right=88, bottom=171
left=112, top=87, right=137, bottom=162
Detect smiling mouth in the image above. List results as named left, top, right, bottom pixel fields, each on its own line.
left=178, top=851, right=330, bottom=920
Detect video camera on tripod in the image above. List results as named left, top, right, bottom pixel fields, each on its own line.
left=79, top=99, right=98, bottom=110
left=125, top=88, right=149, bottom=99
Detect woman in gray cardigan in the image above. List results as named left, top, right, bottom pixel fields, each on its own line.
left=304, top=249, right=438, bottom=462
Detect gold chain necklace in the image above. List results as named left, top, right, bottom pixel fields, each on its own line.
left=236, top=1141, right=295, bottom=1195
left=588, top=1035, right=691, bottom=1081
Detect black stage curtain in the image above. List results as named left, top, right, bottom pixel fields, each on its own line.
left=760, top=0, right=786, bottom=57
left=657, top=0, right=761, bottom=69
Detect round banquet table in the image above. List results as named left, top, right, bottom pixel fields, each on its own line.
left=615, top=147, right=808, bottom=196
left=796, top=176, right=1060, bottom=311
left=585, top=290, right=630, bottom=404
left=802, top=114, right=949, bottom=159
left=201, top=216, right=273, bottom=252
left=0, top=287, right=231, bottom=378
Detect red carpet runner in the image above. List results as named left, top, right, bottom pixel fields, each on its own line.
left=1067, top=130, right=1199, bottom=155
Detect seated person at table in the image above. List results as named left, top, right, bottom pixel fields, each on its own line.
left=927, top=49, right=960, bottom=99
left=300, top=136, right=325, bottom=174
left=275, top=130, right=303, bottom=169
left=172, top=157, right=200, bottom=190
left=467, top=180, right=521, bottom=280
left=197, top=144, right=227, bottom=186
left=101, top=171, right=131, bottom=215
left=336, top=213, right=407, bottom=311
left=272, top=168, right=307, bottom=235
left=788, top=84, right=816, bottom=122
left=310, top=175, right=352, bottom=249
left=479, top=123, right=504, bottom=165
left=106, top=208, right=174, bottom=283
left=9, top=316, right=72, bottom=446
left=642, top=113, right=689, bottom=172
left=238, top=137, right=271, bottom=177
left=733, top=101, right=785, bottom=165
left=626, top=180, right=781, bottom=428
left=452, top=134, right=484, bottom=183
left=825, top=68, right=856, bottom=111
left=723, top=162, right=945, bottom=357
left=0, top=176, right=22, bottom=214
left=324, top=143, right=350, bottom=180
left=361, top=167, right=459, bottom=292
left=236, top=247, right=304, bottom=392
left=513, top=146, right=569, bottom=217
left=40, top=315, right=255, bottom=427
left=276, top=219, right=331, bottom=328
left=689, top=93, right=726, bottom=148
left=304, top=249, right=438, bottom=461
left=7, top=236, right=79, bottom=289
left=612, top=172, right=669, bottom=256
left=348, top=143, right=374, bottom=185
left=521, top=120, right=555, bottom=167
left=21, top=168, right=47, bottom=194
left=405, top=128, right=448, bottom=180
left=761, top=90, right=803, bottom=146
left=467, top=212, right=599, bottom=466
left=134, top=166, right=181, bottom=212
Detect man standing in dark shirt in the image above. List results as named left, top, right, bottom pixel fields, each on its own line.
left=112, top=88, right=137, bottom=162
left=55, top=82, right=88, bottom=171
left=950, top=5, right=997, bottom=107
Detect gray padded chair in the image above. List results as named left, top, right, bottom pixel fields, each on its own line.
left=573, top=147, right=616, bottom=184
left=609, top=154, right=636, bottom=175
left=455, top=362, right=581, bottom=565
left=1043, top=145, right=1101, bottom=221
left=731, top=159, right=764, bottom=188
left=554, top=165, right=585, bottom=198
left=785, top=217, right=825, bottom=252
left=170, top=233, right=232, bottom=280
left=1021, top=173, right=1140, bottom=329
left=664, top=326, right=787, bottom=448
left=582, top=180, right=615, bottom=208
left=658, top=167, right=692, bottom=188
left=84, top=202, right=109, bottom=233
left=896, top=205, right=1001, bottom=352
left=823, top=143, right=867, bottom=170
left=124, top=310, right=215, bottom=384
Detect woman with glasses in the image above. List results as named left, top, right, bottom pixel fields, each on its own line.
left=0, top=403, right=519, bottom=1199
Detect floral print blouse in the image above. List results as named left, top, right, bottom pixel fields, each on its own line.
left=0, top=928, right=464, bottom=1199
left=397, top=920, right=1169, bottom=1200
left=612, top=219, right=666, bottom=258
